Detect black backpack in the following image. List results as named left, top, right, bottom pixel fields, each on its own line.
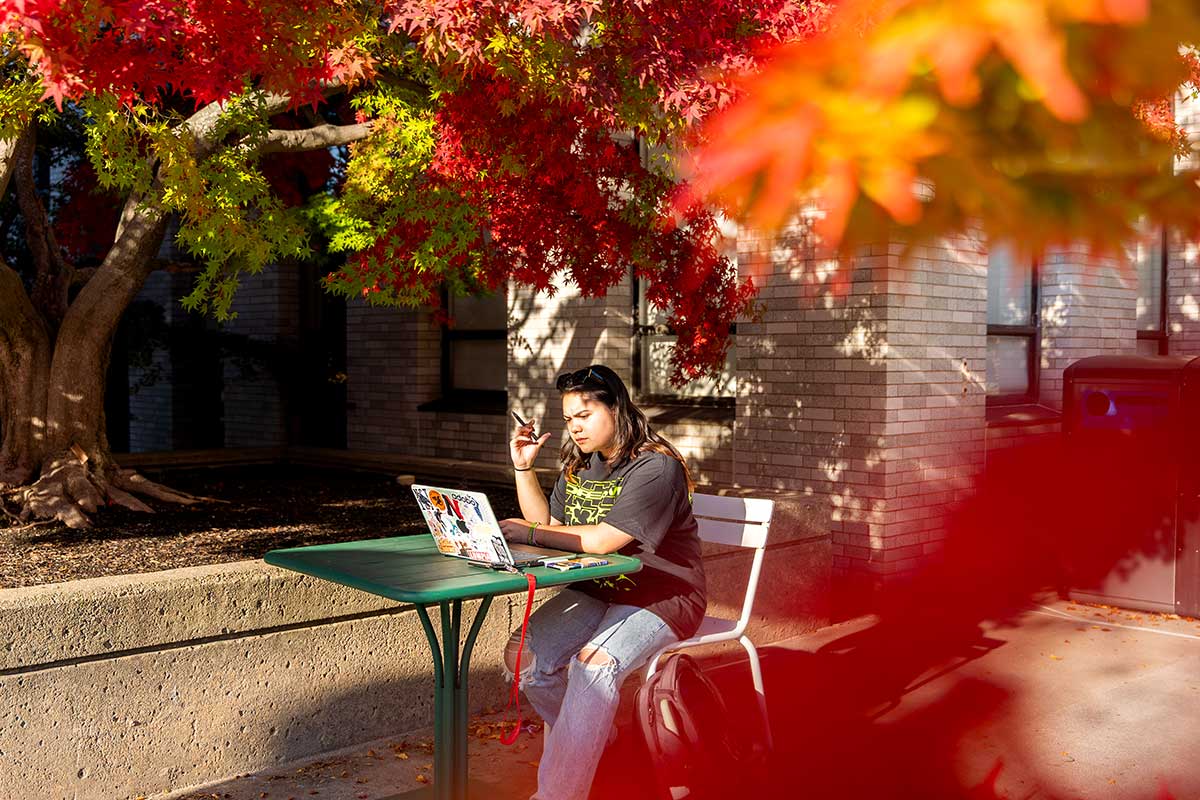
left=634, top=653, right=764, bottom=800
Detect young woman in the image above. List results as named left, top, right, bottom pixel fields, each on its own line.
left=500, top=363, right=706, bottom=800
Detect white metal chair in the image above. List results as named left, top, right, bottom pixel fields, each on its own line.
left=644, top=492, right=774, bottom=749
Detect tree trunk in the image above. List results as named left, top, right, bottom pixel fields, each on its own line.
left=0, top=261, right=51, bottom=487
left=2, top=198, right=209, bottom=528
left=0, top=94, right=345, bottom=529
left=43, top=195, right=169, bottom=462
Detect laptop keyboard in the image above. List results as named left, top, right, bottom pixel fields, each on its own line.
left=509, top=544, right=566, bottom=559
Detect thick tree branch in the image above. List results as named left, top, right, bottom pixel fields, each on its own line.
left=260, top=121, right=373, bottom=153
left=182, top=82, right=352, bottom=159
left=13, top=127, right=75, bottom=328
left=0, top=260, right=38, bottom=332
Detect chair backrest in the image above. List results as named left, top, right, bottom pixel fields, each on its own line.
left=691, top=493, right=773, bottom=550
left=691, top=493, right=774, bottom=632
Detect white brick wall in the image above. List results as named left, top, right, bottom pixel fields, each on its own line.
left=1167, top=233, right=1200, bottom=354
left=732, top=227, right=989, bottom=584
left=1166, top=93, right=1200, bottom=356
left=1038, top=246, right=1138, bottom=410
left=508, top=273, right=635, bottom=464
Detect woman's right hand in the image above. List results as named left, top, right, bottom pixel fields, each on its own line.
left=511, top=419, right=552, bottom=471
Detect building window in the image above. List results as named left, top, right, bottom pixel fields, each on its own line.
left=986, top=243, right=1040, bottom=404
left=1135, top=225, right=1168, bottom=355
left=629, top=135, right=735, bottom=406
left=441, top=289, right=507, bottom=409
left=632, top=276, right=736, bottom=405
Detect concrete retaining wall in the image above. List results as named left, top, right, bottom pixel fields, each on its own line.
left=0, top=513, right=828, bottom=800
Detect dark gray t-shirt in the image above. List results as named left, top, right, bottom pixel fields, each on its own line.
left=550, top=450, right=706, bottom=639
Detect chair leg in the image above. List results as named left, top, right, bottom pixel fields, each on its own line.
left=738, top=635, right=772, bottom=751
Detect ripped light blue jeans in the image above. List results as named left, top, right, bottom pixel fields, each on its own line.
left=505, top=588, right=677, bottom=800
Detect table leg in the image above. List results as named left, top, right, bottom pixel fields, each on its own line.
left=414, top=596, right=494, bottom=800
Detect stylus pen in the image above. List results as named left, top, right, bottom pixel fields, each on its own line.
left=511, top=410, right=536, bottom=439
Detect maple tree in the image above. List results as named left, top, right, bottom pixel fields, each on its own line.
left=8, top=0, right=1194, bottom=530
left=0, top=0, right=820, bottom=527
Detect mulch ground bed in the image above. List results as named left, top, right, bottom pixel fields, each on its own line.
left=0, top=465, right=521, bottom=590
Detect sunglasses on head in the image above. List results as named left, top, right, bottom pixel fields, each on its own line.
left=555, top=366, right=607, bottom=392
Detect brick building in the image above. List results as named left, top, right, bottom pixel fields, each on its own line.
left=118, top=96, right=1200, bottom=614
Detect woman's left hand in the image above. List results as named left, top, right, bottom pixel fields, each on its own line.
left=499, top=518, right=536, bottom=543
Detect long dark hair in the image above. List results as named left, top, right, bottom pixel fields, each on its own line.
left=556, top=364, right=695, bottom=492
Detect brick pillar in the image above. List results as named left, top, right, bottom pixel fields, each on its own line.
left=1168, top=92, right=1200, bottom=355
left=874, top=236, right=987, bottom=580
left=734, top=225, right=986, bottom=600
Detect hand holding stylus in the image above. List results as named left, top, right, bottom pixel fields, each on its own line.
left=510, top=410, right=551, bottom=470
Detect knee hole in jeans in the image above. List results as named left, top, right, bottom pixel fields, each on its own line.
left=503, top=630, right=537, bottom=681
left=575, top=646, right=614, bottom=669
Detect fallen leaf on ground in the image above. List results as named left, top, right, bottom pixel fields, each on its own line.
left=416, top=775, right=429, bottom=784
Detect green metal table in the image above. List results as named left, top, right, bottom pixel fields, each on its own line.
left=264, top=535, right=641, bottom=800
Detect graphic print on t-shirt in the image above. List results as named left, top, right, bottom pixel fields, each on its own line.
left=562, top=474, right=625, bottom=524
left=563, top=474, right=637, bottom=592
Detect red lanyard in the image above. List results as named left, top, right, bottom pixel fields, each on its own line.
left=500, top=571, right=538, bottom=746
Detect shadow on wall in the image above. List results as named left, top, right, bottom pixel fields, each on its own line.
left=728, top=223, right=989, bottom=608
left=507, top=280, right=634, bottom=460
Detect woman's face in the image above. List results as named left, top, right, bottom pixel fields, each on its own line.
left=561, top=392, right=618, bottom=458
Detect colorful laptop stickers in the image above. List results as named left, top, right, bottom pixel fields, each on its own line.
left=411, top=484, right=513, bottom=566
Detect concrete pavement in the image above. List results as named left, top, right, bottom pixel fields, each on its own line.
left=157, top=598, right=1200, bottom=800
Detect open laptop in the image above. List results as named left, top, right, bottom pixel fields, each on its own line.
left=411, top=484, right=572, bottom=568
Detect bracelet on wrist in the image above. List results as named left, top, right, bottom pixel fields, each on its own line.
left=514, top=465, right=533, bottom=472
left=527, top=521, right=540, bottom=546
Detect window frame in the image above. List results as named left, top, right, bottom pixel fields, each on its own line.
left=986, top=258, right=1041, bottom=407
left=630, top=272, right=735, bottom=409
left=1136, top=225, right=1169, bottom=355
left=430, top=286, right=508, bottom=414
